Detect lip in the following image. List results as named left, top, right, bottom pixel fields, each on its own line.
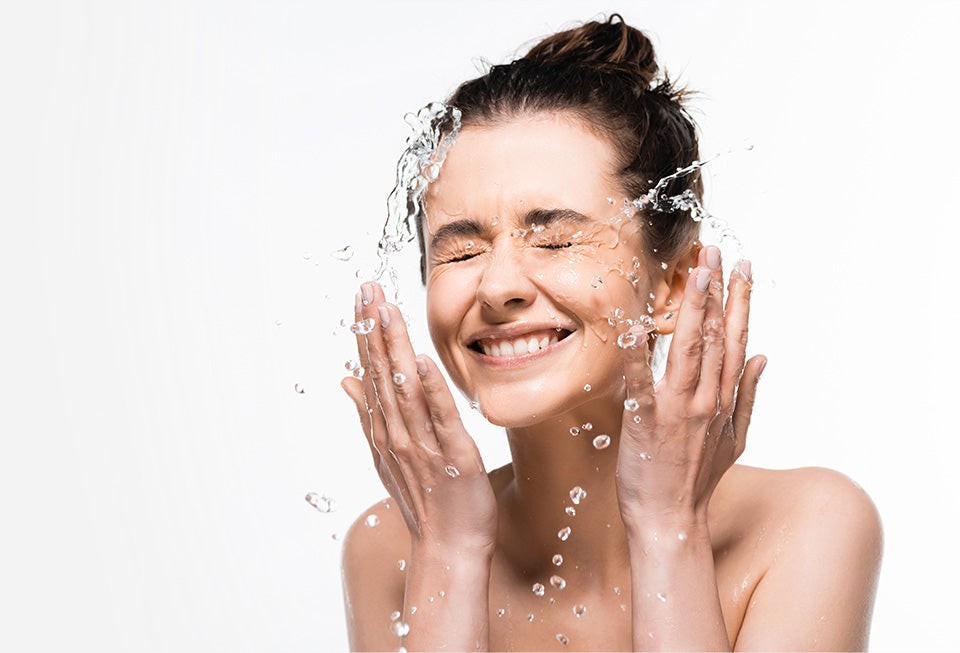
left=464, top=322, right=577, bottom=369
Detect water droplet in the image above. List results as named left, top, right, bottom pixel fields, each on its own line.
left=677, top=532, right=687, bottom=541
left=569, top=426, right=580, bottom=437
left=607, top=197, right=615, bottom=205
left=409, top=606, right=417, bottom=615
left=617, top=332, right=638, bottom=349
left=532, top=583, right=545, bottom=596
left=398, top=559, right=406, bottom=570
left=468, top=400, right=480, bottom=411
left=582, top=422, right=593, bottom=431
left=330, top=245, right=355, bottom=261
left=624, top=398, right=639, bottom=411
left=444, top=464, right=460, bottom=478
left=344, top=359, right=360, bottom=371
left=660, top=261, right=668, bottom=269
left=592, top=435, right=611, bottom=450
left=573, top=604, right=586, bottom=617
left=274, top=320, right=283, bottom=327
left=527, top=613, right=534, bottom=622
left=305, top=492, right=336, bottom=513
left=350, top=318, right=376, bottom=335
left=558, top=526, right=571, bottom=541
left=565, top=506, right=576, bottom=516
left=497, top=608, right=505, bottom=617
left=393, top=372, right=406, bottom=384
left=331, top=532, right=340, bottom=541
left=614, top=307, right=625, bottom=320
left=391, top=621, right=410, bottom=637
left=438, top=590, right=445, bottom=598
left=614, top=586, right=621, bottom=595
left=591, top=274, right=603, bottom=289
left=492, top=215, right=500, bottom=225
left=390, top=610, right=401, bottom=621
left=640, top=452, right=652, bottom=461
left=294, top=383, right=306, bottom=394
left=556, top=633, right=569, bottom=646
left=365, top=514, right=380, bottom=527
left=583, top=384, right=591, bottom=392
left=302, top=251, right=312, bottom=260
left=552, top=554, right=563, bottom=566
left=352, top=366, right=365, bottom=378
left=569, top=486, right=587, bottom=504
left=550, top=574, right=566, bottom=590
left=633, top=415, right=642, bottom=424
left=656, top=592, right=667, bottom=602
left=664, top=311, right=675, bottom=320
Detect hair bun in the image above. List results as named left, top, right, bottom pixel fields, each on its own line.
left=524, top=14, right=658, bottom=86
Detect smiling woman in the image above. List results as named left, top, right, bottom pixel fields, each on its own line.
left=339, top=14, right=881, bottom=652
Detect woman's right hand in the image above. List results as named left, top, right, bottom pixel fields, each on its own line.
left=341, top=281, right=498, bottom=557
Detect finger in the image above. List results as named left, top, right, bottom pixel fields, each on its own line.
left=354, top=289, right=391, bottom=457
left=360, top=284, right=412, bottom=450
left=731, top=355, right=767, bottom=457
left=663, top=265, right=712, bottom=392
left=378, top=302, right=439, bottom=450
left=719, top=260, right=753, bottom=411
left=621, top=326, right=656, bottom=428
left=414, top=354, right=477, bottom=458
left=341, top=376, right=378, bottom=460
left=695, top=245, right=726, bottom=412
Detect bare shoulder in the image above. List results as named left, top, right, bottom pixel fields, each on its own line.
left=341, top=498, right=410, bottom=652
left=719, top=465, right=883, bottom=650
left=721, top=464, right=882, bottom=537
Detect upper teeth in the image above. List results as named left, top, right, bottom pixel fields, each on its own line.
left=480, top=333, right=560, bottom=357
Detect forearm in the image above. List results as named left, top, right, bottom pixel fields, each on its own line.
left=625, top=514, right=730, bottom=652
left=401, top=544, right=493, bottom=652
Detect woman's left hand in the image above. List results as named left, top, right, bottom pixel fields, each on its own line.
left=615, top=245, right=767, bottom=526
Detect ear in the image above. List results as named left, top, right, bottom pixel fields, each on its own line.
left=649, top=240, right=701, bottom=335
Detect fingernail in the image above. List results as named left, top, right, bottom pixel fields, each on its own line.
left=354, top=291, right=362, bottom=315
left=738, top=260, right=753, bottom=282
left=378, top=305, right=391, bottom=328
left=706, top=246, right=721, bottom=270
left=415, top=357, right=428, bottom=377
left=757, top=357, right=768, bottom=377
left=361, top=283, right=373, bottom=306
left=696, top=268, right=711, bottom=292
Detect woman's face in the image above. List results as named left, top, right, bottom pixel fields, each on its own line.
left=423, top=113, right=664, bottom=427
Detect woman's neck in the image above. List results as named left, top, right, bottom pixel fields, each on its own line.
left=496, top=397, right=633, bottom=589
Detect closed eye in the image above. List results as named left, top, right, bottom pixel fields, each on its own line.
left=540, top=242, right=573, bottom=250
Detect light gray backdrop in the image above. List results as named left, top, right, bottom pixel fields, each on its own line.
left=2, top=1, right=958, bottom=651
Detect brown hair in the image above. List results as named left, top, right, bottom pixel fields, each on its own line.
left=418, top=14, right=702, bottom=281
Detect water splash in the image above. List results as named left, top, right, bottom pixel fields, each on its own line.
left=330, top=245, right=355, bottom=261
left=569, top=486, right=587, bottom=504
left=305, top=492, right=335, bottom=513
left=373, top=103, right=462, bottom=299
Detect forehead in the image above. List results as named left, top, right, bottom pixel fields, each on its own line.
left=424, top=113, right=621, bottom=227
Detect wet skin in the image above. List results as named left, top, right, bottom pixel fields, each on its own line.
left=340, top=113, right=882, bottom=651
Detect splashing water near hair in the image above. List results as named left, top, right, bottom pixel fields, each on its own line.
left=373, top=102, right=462, bottom=303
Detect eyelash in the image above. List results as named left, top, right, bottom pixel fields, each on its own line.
left=438, top=239, right=575, bottom=264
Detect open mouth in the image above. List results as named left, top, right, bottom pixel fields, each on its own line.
left=468, top=328, right=574, bottom=358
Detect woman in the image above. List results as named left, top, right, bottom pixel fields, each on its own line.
left=340, top=15, right=882, bottom=652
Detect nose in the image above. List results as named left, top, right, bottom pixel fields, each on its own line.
left=475, top=245, right=537, bottom=315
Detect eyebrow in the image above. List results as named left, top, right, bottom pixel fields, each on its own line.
left=429, top=208, right=593, bottom=251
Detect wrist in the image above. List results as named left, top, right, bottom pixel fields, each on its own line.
left=621, top=509, right=710, bottom=547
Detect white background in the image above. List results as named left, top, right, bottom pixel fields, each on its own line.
left=2, top=1, right=959, bottom=651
